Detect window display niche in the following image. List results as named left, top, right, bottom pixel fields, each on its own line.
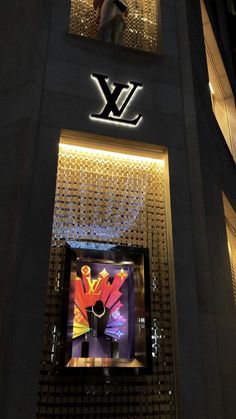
left=69, top=0, right=160, bottom=53
left=37, top=133, right=176, bottom=417
left=61, top=243, right=150, bottom=368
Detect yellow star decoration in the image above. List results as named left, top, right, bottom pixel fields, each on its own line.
left=117, top=268, right=128, bottom=281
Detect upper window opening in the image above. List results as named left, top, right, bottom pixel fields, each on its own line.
left=69, top=0, right=160, bottom=53
left=200, top=0, right=236, bottom=162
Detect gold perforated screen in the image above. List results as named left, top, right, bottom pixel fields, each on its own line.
left=69, top=0, right=160, bottom=53
left=226, top=223, right=236, bottom=307
left=37, top=140, right=176, bottom=418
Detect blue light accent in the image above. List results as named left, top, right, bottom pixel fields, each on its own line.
left=67, top=241, right=116, bottom=251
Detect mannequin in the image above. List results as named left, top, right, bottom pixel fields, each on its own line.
left=87, top=300, right=110, bottom=337
left=93, top=0, right=128, bottom=45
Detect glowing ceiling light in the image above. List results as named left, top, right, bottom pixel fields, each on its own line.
left=59, top=143, right=164, bottom=165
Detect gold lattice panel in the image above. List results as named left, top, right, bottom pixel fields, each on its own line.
left=69, top=0, right=160, bottom=53
left=37, top=142, right=176, bottom=418
left=226, top=223, right=236, bottom=307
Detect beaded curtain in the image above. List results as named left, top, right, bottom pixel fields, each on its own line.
left=69, top=0, right=160, bottom=53
left=37, top=144, right=176, bottom=418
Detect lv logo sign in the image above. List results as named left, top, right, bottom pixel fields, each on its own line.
left=91, top=73, right=143, bottom=126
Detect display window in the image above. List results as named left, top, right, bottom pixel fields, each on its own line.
left=37, top=131, right=176, bottom=416
left=61, top=242, right=150, bottom=368
left=69, top=0, right=160, bottom=53
left=200, top=0, right=236, bottom=161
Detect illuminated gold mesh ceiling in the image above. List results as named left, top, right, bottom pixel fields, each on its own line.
left=37, top=140, right=176, bottom=418
left=69, top=0, right=160, bottom=53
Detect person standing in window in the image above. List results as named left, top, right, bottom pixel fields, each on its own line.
left=93, top=0, right=128, bottom=45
